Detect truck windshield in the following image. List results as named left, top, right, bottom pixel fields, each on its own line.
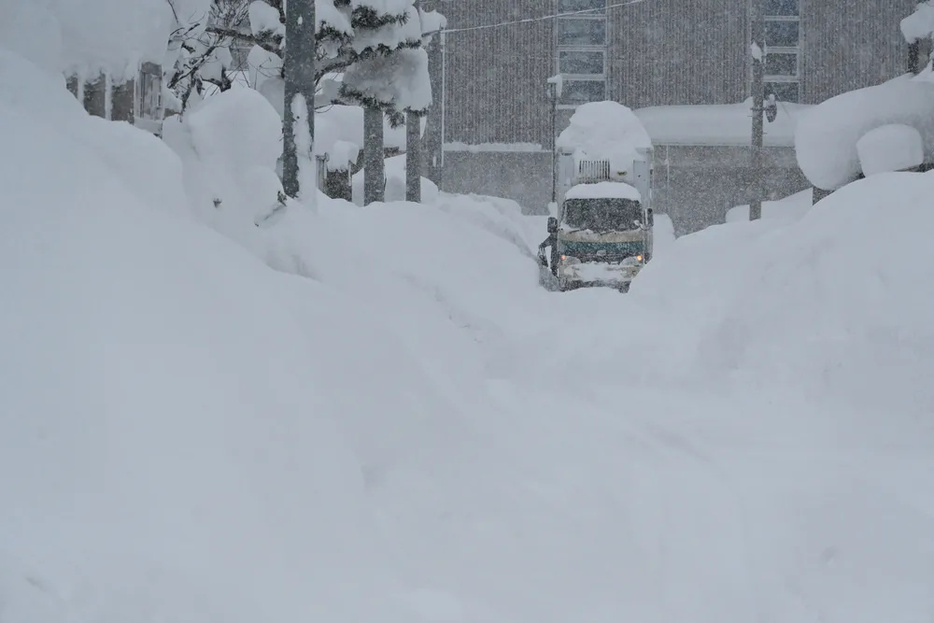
left=563, top=198, right=643, bottom=231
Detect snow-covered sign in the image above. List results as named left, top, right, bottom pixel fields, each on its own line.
left=794, top=74, right=934, bottom=190
left=857, top=124, right=925, bottom=177
left=566, top=181, right=641, bottom=202
left=557, top=101, right=652, bottom=173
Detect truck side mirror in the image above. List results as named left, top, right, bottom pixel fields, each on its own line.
left=547, top=216, right=558, bottom=234
left=647, top=208, right=655, bottom=227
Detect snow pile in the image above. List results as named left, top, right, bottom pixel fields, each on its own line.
left=630, top=172, right=934, bottom=417
left=162, top=87, right=285, bottom=247
left=725, top=188, right=813, bottom=222
left=795, top=74, right=934, bottom=190
left=901, top=0, right=934, bottom=43
left=857, top=123, right=924, bottom=176
left=557, top=101, right=652, bottom=172
left=0, top=48, right=428, bottom=623
left=636, top=98, right=812, bottom=147
left=566, top=181, right=641, bottom=201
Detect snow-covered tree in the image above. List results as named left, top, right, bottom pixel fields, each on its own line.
left=902, top=1, right=934, bottom=70
left=164, top=0, right=239, bottom=113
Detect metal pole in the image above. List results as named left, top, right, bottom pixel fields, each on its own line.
left=282, top=0, right=316, bottom=198
left=749, top=0, right=764, bottom=221
left=551, top=87, right=558, bottom=205
left=440, top=30, right=446, bottom=183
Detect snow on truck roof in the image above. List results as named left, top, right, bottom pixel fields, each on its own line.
left=566, top=182, right=641, bottom=202
left=557, top=101, right=652, bottom=172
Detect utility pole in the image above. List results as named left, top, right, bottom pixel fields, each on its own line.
left=749, top=0, right=765, bottom=221
left=421, top=1, right=445, bottom=187
left=282, top=0, right=316, bottom=198
left=406, top=0, right=424, bottom=202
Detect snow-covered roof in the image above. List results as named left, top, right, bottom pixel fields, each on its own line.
left=794, top=74, right=934, bottom=190
left=557, top=101, right=652, bottom=172
left=2, top=0, right=177, bottom=80
left=565, top=181, right=641, bottom=202
left=635, top=99, right=812, bottom=148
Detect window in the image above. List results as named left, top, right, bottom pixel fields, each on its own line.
left=557, top=18, right=606, bottom=46
left=555, top=0, right=607, bottom=109
left=761, top=0, right=801, bottom=101
left=764, top=20, right=799, bottom=47
left=763, top=0, right=798, bottom=16
left=558, top=0, right=606, bottom=13
left=765, top=52, right=798, bottom=76
left=560, top=80, right=607, bottom=106
left=766, top=81, right=799, bottom=102
left=559, top=50, right=605, bottom=75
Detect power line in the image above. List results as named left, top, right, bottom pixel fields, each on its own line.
left=440, top=0, right=653, bottom=35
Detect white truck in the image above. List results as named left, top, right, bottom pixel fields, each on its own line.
left=540, top=146, right=655, bottom=292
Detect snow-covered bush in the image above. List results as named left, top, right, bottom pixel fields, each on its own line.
left=162, top=87, right=285, bottom=246
left=794, top=75, right=934, bottom=190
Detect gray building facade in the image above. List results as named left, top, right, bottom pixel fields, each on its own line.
left=439, top=0, right=918, bottom=230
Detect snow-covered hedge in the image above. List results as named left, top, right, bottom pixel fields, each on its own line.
left=794, top=75, right=934, bottom=190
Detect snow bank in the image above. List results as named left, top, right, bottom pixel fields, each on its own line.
left=633, top=172, right=934, bottom=418
left=636, top=98, right=812, bottom=147
left=557, top=101, right=652, bottom=172
left=162, top=87, right=285, bottom=246
left=0, top=48, right=422, bottom=623
left=725, top=188, right=813, bottom=222
left=857, top=123, right=924, bottom=176
left=795, top=75, right=934, bottom=190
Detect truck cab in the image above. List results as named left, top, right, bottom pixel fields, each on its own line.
left=554, top=181, right=653, bottom=292
left=545, top=147, right=655, bottom=293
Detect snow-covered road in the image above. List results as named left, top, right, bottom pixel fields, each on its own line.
left=290, top=189, right=934, bottom=623
left=2, top=48, right=932, bottom=623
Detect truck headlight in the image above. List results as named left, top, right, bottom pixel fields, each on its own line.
left=560, top=255, right=581, bottom=265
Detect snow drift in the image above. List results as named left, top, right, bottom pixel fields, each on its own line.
left=3, top=29, right=934, bottom=623
left=0, top=47, right=433, bottom=623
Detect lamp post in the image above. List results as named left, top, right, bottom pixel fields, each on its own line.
left=547, top=74, right=563, bottom=209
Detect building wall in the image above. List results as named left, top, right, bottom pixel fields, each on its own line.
left=802, top=0, right=916, bottom=103
left=441, top=151, right=554, bottom=214
left=444, top=0, right=915, bottom=145
left=442, top=2, right=553, bottom=145
left=608, top=0, right=748, bottom=109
